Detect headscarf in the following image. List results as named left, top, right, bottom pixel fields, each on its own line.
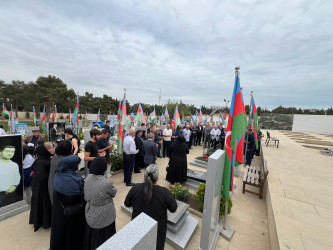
left=89, top=156, right=107, bottom=176
left=55, top=140, right=72, bottom=156
left=35, top=143, right=52, bottom=158
left=53, top=155, right=83, bottom=196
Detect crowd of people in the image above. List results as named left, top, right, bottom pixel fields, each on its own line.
left=0, top=118, right=264, bottom=250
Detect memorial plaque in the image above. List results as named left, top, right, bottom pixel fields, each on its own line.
left=199, top=149, right=225, bottom=250
left=92, top=121, right=103, bottom=129
left=0, top=135, right=28, bottom=219
left=15, top=123, right=27, bottom=136
left=48, top=122, right=66, bottom=142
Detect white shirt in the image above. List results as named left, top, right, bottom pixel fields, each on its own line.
left=183, top=128, right=191, bottom=142
left=23, top=154, right=35, bottom=169
left=0, top=160, right=21, bottom=191
left=163, top=129, right=172, bottom=141
left=123, top=135, right=138, bottom=155
left=0, top=128, right=6, bottom=136
left=210, top=128, right=221, bottom=140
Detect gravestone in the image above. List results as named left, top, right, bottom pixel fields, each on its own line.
left=25, top=126, right=39, bottom=137
left=121, top=199, right=198, bottom=249
left=98, top=212, right=157, bottom=250
left=187, top=169, right=207, bottom=182
left=199, top=149, right=225, bottom=250
left=189, top=158, right=208, bottom=169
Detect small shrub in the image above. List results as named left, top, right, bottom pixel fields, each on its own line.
left=196, top=183, right=232, bottom=215
left=108, top=147, right=123, bottom=171
left=78, top=132, right=84, bottom=141
left=25, top=111, right=30, bottom=118
left=169, top=183, right=190, bottom=202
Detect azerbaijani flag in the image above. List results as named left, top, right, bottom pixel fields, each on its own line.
left=2, top=104, right=9, bottom=117
left=149, top=108, right=156, bottom=120
left=251, top=97, right=259, bottom=150
left=41, top=106, right=47, bottom=133
left=222, top=73, right=247, bottom=200
left=96, top=109, right=101, bottom=122
left=33, top=106, right=37, bottom=125
left=164, top=107, right=169, bottom=119
left=84, top=111, right=88, bottom=126
left=68, top=109, right=72, bottom=125
left=73, top=95, right=79, bottom=126
left=199, top=109, right=203, bottom=122
left=121, top=98, right=127, bottom=128
left=110, top=113, right=115, bottom=125
left=172, top=105, right=181, bottom=128
left=10, top=105, right=16, bottom=133
left=161, top=114, right=165, bottom=122
left=137, top=104, right=146, bottom=124
left=117, top=101, right=122, bottom=125
left=191, top=113, right=195, bottom=122
left=130, top=113, right=135, bottom=122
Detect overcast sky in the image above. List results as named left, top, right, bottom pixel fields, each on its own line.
left=0, top=0, right=332, bottom=109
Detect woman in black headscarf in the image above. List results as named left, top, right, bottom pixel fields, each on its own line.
left=83, top=156, right=117, bottom=250
left=166, top=135, right=189, bottom=184
left=48, top=140, right=72, bottom=205
left=29, top=142, right=55, bottom=232
left=50, top=155, right=85, bottom=250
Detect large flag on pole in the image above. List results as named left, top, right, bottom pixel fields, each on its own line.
left=149, top=108, right=156, bottom=120
left=2, top=104, right=9, bottom=117
left=96, top=109, right=101, bottom=122
left=251, top=97, right=259, bottom=150
left=10, top=105, right=15, bottom=133
left=110, top=113, right=115, bottom=125
left=164, top=107, right=169, bottom=119
left=73, top=95, right=79, bottom=126
left=199, top=109, right=203, bottom=122
left=84, top=111, right=88, bottom=126
left=33, top=106, right=37, bottom=125
left=235, top=90, right=247, bottom=165
left=190, top=114, right=195, bottom=122
left=136, top=104, right=146, bottom=124
left=172, top=105, right=181, bottom=128
left=41, top=106, right=47, bottom=133
left=130, top=113, right=135, bottom=122
left=222, top=73, right=247, bottom=201
left=121, top=98, right=127, bottom=128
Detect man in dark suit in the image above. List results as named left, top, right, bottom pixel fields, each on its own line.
left=143, top=133, right=158, bottom=168
left=196, top=122, right=203, bottom=146
left=103, top=120, right=111, bottom=138
left=219, top=124, right=226, bottom=150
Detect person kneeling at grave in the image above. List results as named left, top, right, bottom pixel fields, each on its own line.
left=124, top=164, right=177, bottom=250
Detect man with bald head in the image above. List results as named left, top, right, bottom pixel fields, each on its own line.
left=123, top=128, right=139, bottom=186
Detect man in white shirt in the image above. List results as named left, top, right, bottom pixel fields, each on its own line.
left=210, top=125, right=221, bottom=149
left=182, top=125, right=191, bottom=148
left=163, top=124, right=172, bottom=158
left=123, top=129, right=139, bottom=186
left=0, top=145, right=21, bottom=208
left=0, top=125, right=7, bottom=136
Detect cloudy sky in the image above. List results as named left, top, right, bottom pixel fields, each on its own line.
left=0, top=0, right=332, bottom=109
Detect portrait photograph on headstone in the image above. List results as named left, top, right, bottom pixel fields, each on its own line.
left=48, top=122, right=66, bottom=142
left=15, top=123, right=28, bottom=136
left=0, top=135, right=23, bottom=208
left=92, top=122, right=103, bottom=129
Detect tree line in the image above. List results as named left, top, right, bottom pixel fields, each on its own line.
left=1, top=75, right=332, bottom=120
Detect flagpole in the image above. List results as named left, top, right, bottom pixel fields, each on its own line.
left=243, top=91, right=253, bottom=165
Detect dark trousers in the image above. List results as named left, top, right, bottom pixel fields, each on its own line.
left=189, top=134, right=196, bottom=147
left=163, top=140, right=171, bottom=157
left=212, top=138, right=219, bottom=149
left=255, top=141, right=261, bottom=156
left=134, top=154, right=144, bottom=172
left=204, top=135, right=211, bottom=148
left=220, top=138, right=225, bottom=150
left=157, top=143, right=161, bottom=157
left=246, top=147, right=255, bottom=166
left=185, top=141, right=189, bottom=148
left=123, top=153, right=135, bottom=184
left=196, top=133, right=202, bottom=145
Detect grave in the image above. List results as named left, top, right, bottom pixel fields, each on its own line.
left=121, top=200, right=198, bottom=249
left=189, top=158, right=208, bottom=169
left=97, top=212, right=157, bottom=250
left=187, top=169, right=206, bottom=182
left=199, top=149, right=226, bottom=250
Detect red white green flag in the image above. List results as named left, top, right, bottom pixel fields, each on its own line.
left=251, top=97, right=259, bottom=150
left=33, top=106, right=37, bottom=125
left=2, top=104, right=9, bottom=117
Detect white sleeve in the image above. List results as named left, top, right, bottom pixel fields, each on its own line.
left=129, top=140, right=137, bottom=154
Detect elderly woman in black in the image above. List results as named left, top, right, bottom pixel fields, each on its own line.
left=125, top=164, right=177, bottom=250
left=83, top=156, right=117, bottom=250
left=50, top=155, right=85, bottom=250
left=29, top=142, right=54, bottom=232
left=166, top=135, right=189, bottom=184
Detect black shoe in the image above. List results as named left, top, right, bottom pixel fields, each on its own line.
left=134, top=170, right=141, bottom=173
left=158, top=156, right=162, bottom=158
left=163, top=156, right=165, bottom=158
left=126, top=183, right=135, bottom=186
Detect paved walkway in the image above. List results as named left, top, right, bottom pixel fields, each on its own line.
left=263, top=130, right=333, bottom=249
left=0, top=144, right=269, bottom=250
